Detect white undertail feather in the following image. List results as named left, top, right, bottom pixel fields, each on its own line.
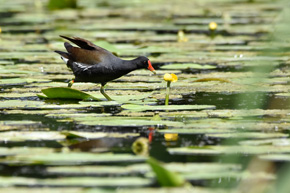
left=61, top=56, right=69, bottom=63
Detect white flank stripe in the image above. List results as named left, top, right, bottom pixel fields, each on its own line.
left=74, top=62, right=92, bottom=71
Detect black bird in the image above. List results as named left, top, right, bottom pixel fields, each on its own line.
left=55, top=35, right=156, bottom=101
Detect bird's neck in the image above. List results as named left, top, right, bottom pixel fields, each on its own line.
left=119, top=58, right=140, bottom=72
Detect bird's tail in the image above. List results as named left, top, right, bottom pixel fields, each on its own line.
left=54, top=50, right=69, bottom=58
left=54, top=50, right=71, bottom=68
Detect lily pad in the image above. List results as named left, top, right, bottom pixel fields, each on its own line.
left=61, top=131, right=139, bottom=139
left=71, top=116, right=184, bottom=127
left=46, top=162, right=241, bottom=179
left=0, top=78, right=51, bottom=86
left=3, top=152, right=146, bottom=165
left=160, top=63, right=216, bottom=70
left=121, top=104, right=215, bottom=112
left=275, top=93, right=290, bottom=97
left=0, top=100, right=45, bottom=110
left=206, top=132, right=288, bottom=139
left=0, top=131, right=66, bottom=142
left=40, top=87, right=101, bottom=101
left=116, top=187, right=227, bottom=193
left=0, top=187, right=92, bottom=193
left=239, top=139, right=290, bottom=146
left=0, top=176, right=152, bottom=188
left=0, top=147, right=55, bottom=157
left=259, top=154, right=290, bottom=162
left=158, top=128, right=233, bottom=135
left=168, top=145, right=290, bottom=156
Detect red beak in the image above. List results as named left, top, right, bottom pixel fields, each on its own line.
left=147, top=60, right=156, bottom=74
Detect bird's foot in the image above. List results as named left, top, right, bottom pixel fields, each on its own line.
left=68, top=79, right=74, bottom=87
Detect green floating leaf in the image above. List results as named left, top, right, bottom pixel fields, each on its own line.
left=239, top=138, right=290, bottom=146
left=4, top=152, right=146, bottom=165
left=122, top=104, right=215, bottom=112
left=46, top=162, right=241, bottom=180
left=71, top=116, right=184, bottom=127
left=0, top=120, right=40, bottom=126
left=259, top=154, right=290, bottom=162
left=61, top=131, right=139, bottom=139
left=94, top=41, right=120, bottom=55
left=41, top=87, right=101, bottom=101
left=0, top=78, right=50, bottom=86
left=0, top=187, right=94, bottom=193
left=48, top=0, right=77, bottom=10
left=160, top=63, right=216, bottom=70
left=158, top=128, right=233, bottom=135
left=206, top=132, right=288, bottom=139
left=275, top=93, right=290, bottom=97
left=47, top=165, right=148, bottom=176
left=193, top=78, right=232, bottom=83
left=147, top=157, right=186, bottom=187
left=0, top=100, right=45, bottom=110
left=0, top=147, right=54, bottom=157
left=116, top=187, right=228, bottom=193
left=43, top=176, right=152, bottom=187
left=0, top=131, right=66, bottom=142
left=0, top=176, right=152, bottom=188
left=168, top=145, right=290, bottom=156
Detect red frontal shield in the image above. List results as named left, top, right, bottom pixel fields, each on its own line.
left=147, top=60, right=156, bottom=74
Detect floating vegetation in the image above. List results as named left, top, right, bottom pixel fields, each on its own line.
left=47, top=0, right=77, bottom=10
left=39, top=87, right=101, bottom=101
left=0, top=0, right=289, bottom=192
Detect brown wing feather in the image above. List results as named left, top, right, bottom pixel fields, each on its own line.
left=69, top=46, right=103, bottom=65
left=60, top=36, right=111, bottom=65
left=60, top=35, right=109, bottom=52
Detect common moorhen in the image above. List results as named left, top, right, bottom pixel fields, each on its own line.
left=55, top=35, right=156, bottom=101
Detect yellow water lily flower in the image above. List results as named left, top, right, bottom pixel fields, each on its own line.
left=132, top=137, right=149, bottom=156
left=209, top=22, right=218, bottom=31
left=164, top=133, right=179, bottom=141
left=163, top=73, right=178, bottom=82
left=164, top=73, right=178, bottom=105
left=177, top=30, right=188, bottom=42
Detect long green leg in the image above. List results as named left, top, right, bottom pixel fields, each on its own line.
left=100, top=85, right=113, bottom=101
left=68, top=79, right=74, bottom=87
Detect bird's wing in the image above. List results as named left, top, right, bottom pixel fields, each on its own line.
left=58, top=36, right=116, bottom=66
left=60, top=35, right=110, bottom=53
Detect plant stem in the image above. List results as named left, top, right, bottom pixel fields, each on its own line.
left=165, top=81, right=171, bottom=105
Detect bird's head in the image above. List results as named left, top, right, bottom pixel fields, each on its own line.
left=135, top=56, right=156, bottom=74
